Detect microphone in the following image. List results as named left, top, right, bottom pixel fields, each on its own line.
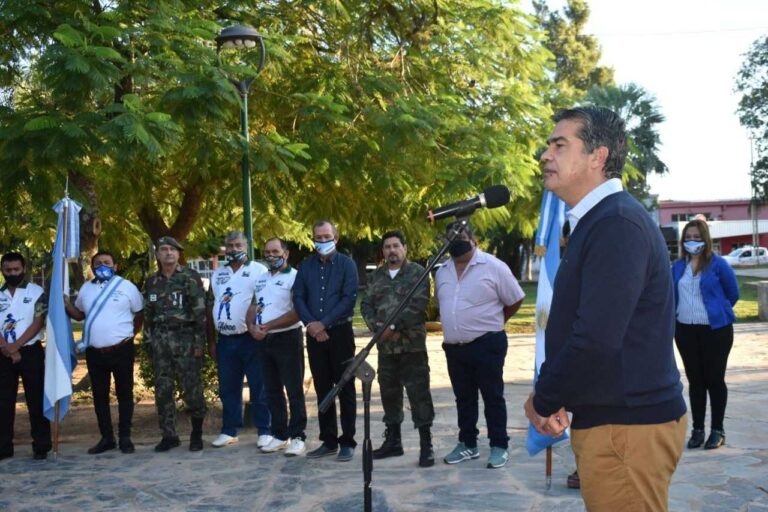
left=426, top=185, right=511, bottom=223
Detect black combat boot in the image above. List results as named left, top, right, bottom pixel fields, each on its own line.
left=418, top=425, right=435, bottom=467
left=372, top=424, right=404, bottom=459
left=190, top=417, right=204, bottom=452
left=154, top=436, right=181, bottom=452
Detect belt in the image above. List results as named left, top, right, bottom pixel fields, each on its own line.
left=448, top=330, right=501, bottom=346
left=90, top=337, right=133, bottom=354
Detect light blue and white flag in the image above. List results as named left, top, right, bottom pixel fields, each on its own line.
left=43, top=198, right=81, bottom=422
left=526, top=190, right=569, bottom=456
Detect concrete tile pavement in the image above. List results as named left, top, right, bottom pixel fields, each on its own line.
left=1, top=324, right=767, bottom=511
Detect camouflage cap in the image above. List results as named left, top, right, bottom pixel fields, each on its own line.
left=156, top=236, right=184, bottom=251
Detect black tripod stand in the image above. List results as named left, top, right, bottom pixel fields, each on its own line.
left=319, top=218, right=471, bottom=512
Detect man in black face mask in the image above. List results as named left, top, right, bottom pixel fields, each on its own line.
left=0, top=252, right=51, bottom=460
left=434, top=223, right=525, bottom=469
left=207, top=231, right=272, bottom=449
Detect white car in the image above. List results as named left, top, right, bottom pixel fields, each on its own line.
left=722, top=246, right=768, bottom=266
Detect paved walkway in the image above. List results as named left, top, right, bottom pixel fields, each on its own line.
left=2, top=324, right=768, bottom=511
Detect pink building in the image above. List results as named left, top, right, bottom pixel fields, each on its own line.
left=658, top=198, right=768, bottom=255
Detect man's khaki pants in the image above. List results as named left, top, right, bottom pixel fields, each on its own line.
left=571, top=416, right=687, bottom=512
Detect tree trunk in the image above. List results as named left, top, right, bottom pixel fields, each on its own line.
left=69, top=170, right=101, bottom=288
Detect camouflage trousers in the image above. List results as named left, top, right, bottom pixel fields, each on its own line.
left=377, top=351, right=434, bottom=428
left=151, top=339, right=207, bottom=438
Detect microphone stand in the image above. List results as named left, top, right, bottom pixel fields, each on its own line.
left=319, top=217, right=471, bottom=512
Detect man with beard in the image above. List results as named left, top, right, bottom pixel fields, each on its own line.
left=361, top=230, right=435, bottom=467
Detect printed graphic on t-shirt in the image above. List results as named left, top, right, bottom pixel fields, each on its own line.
left=2, top=313, right=18, bottom=342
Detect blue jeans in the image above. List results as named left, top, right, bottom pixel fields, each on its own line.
left=443, top=331, right=509, bottom=449
left=217, top=332, right=271, bottom=436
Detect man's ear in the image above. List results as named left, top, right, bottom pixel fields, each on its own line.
left=592, top=146, right=609, bottom=171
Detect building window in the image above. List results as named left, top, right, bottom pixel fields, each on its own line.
left=671, top=213, right=711, bottom=222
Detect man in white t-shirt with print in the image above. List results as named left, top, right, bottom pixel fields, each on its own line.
left=0, top=252, right=51, bottom=461
left=65, top=251, right=143, bottom=455
left=248, top=237, right=306, bottom=456
left=208, top=231, right=271, bottom=448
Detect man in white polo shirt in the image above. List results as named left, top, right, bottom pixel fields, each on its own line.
left=65, top=251, right=143, bottom=455
left=435, top=222, right=525, bottom=469
left=208, top=231, right=271, bottom=448
left=248, top=237, right=307, bottom=456
left=0, top=252, right=51, bottom=460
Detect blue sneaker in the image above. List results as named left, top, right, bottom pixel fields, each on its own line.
left=443, top=442, right=479, bottom=464
left=337, top=446, right=355, bottom=462
left=487, top=446, right=508, bottom=468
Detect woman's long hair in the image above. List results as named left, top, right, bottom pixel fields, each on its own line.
left=678, top=219, right=714, bottom=268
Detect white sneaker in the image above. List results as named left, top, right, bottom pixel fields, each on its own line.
left=257, top=434, right=275, bottom=448
left=285, top=438, right=306, bottom=457
left=260, top=437, right=289, bottom=453
left=211, top=434, right=238, bottom=448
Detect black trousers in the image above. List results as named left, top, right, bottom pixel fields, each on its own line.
left=262, top=327, right=307, bottom=441
left=443, top=331, right=509, bottom=449
left=674, top=322, right=734, bottom=431
left=85, top=340, right=135, bottom=439
left=306, top=322, right=357, bottom=448
left=0, top=342, right=51, bottom=456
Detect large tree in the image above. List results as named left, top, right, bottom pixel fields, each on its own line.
left=736, top=35, right=768, bottom=200
left=585, top=83, right=667, bottom=201
left=533, top=0, right=613, bottom=104
left=0, top=0, right=556, bottom=272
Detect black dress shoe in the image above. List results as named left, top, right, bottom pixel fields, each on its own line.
left=0, top=452, right=13, bottom=461
left=687, top=429, right=705, bottom=449
left=567, top=470, right=581, bottom=489
left=88, top=437, right=117, bottom=455
left=705, top=429, right=725, bottom=450
left=154, top=436, right=181, bottom=452
left=33, top=451, right=48, bottom=460
left=119, top=437, right=135, bottom=454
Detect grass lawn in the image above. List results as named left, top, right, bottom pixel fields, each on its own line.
left=734, top=275, right=759, bottom=322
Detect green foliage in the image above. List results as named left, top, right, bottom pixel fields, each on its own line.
left=736, top=35, right=768, bottom=200
left=533, top=0, right=614, bottom=105
left=0, top=0, right=555, bottom=262
left=584, top=83, right=667, bottom=201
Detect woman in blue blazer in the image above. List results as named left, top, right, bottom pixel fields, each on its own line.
left=672, top=219, right=739, bottom=450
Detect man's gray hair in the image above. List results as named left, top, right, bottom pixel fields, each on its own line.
left=312, top=220, right=338, bottom=237
left=224, top=230, right=247, bottom=243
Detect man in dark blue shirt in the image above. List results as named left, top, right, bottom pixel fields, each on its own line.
left=293, top=220, right=358, bottom=461
left=524, top=107, right=686, bottom=511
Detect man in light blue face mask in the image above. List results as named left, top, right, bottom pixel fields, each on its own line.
left=64, top=251, right=144, bottom=456
left=292, top=220, right=359, bottom=461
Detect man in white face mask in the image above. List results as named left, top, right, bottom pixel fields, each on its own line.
left=208, top=231, right=271, bottom=449
left=292, top=220, right=359, bottom=461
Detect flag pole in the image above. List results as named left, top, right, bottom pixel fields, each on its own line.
left=52, top=192, right=70, bottom=459
left=546, top=446, right=552, bottom=489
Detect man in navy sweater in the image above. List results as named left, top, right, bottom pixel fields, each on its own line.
left=524, top=107, right=687, bottom=511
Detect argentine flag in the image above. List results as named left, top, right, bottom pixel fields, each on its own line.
left=526, top=190, right=569, bottom=455
left=43, top=198, right=80, bottom=422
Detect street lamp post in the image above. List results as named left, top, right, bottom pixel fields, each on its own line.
left=216, top=25, right=266, bottom=260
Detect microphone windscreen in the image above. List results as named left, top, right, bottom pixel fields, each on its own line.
left=483, top=185, right=511, bottom=209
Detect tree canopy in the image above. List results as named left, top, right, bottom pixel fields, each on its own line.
left=0, top=0, right=556, bottom=266
left=736, top=35, right=768, bottom=200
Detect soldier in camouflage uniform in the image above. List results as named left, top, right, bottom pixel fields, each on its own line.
left=360, top=230, right=435, bottom=467
left=143, top=236, right=208, bottom=452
